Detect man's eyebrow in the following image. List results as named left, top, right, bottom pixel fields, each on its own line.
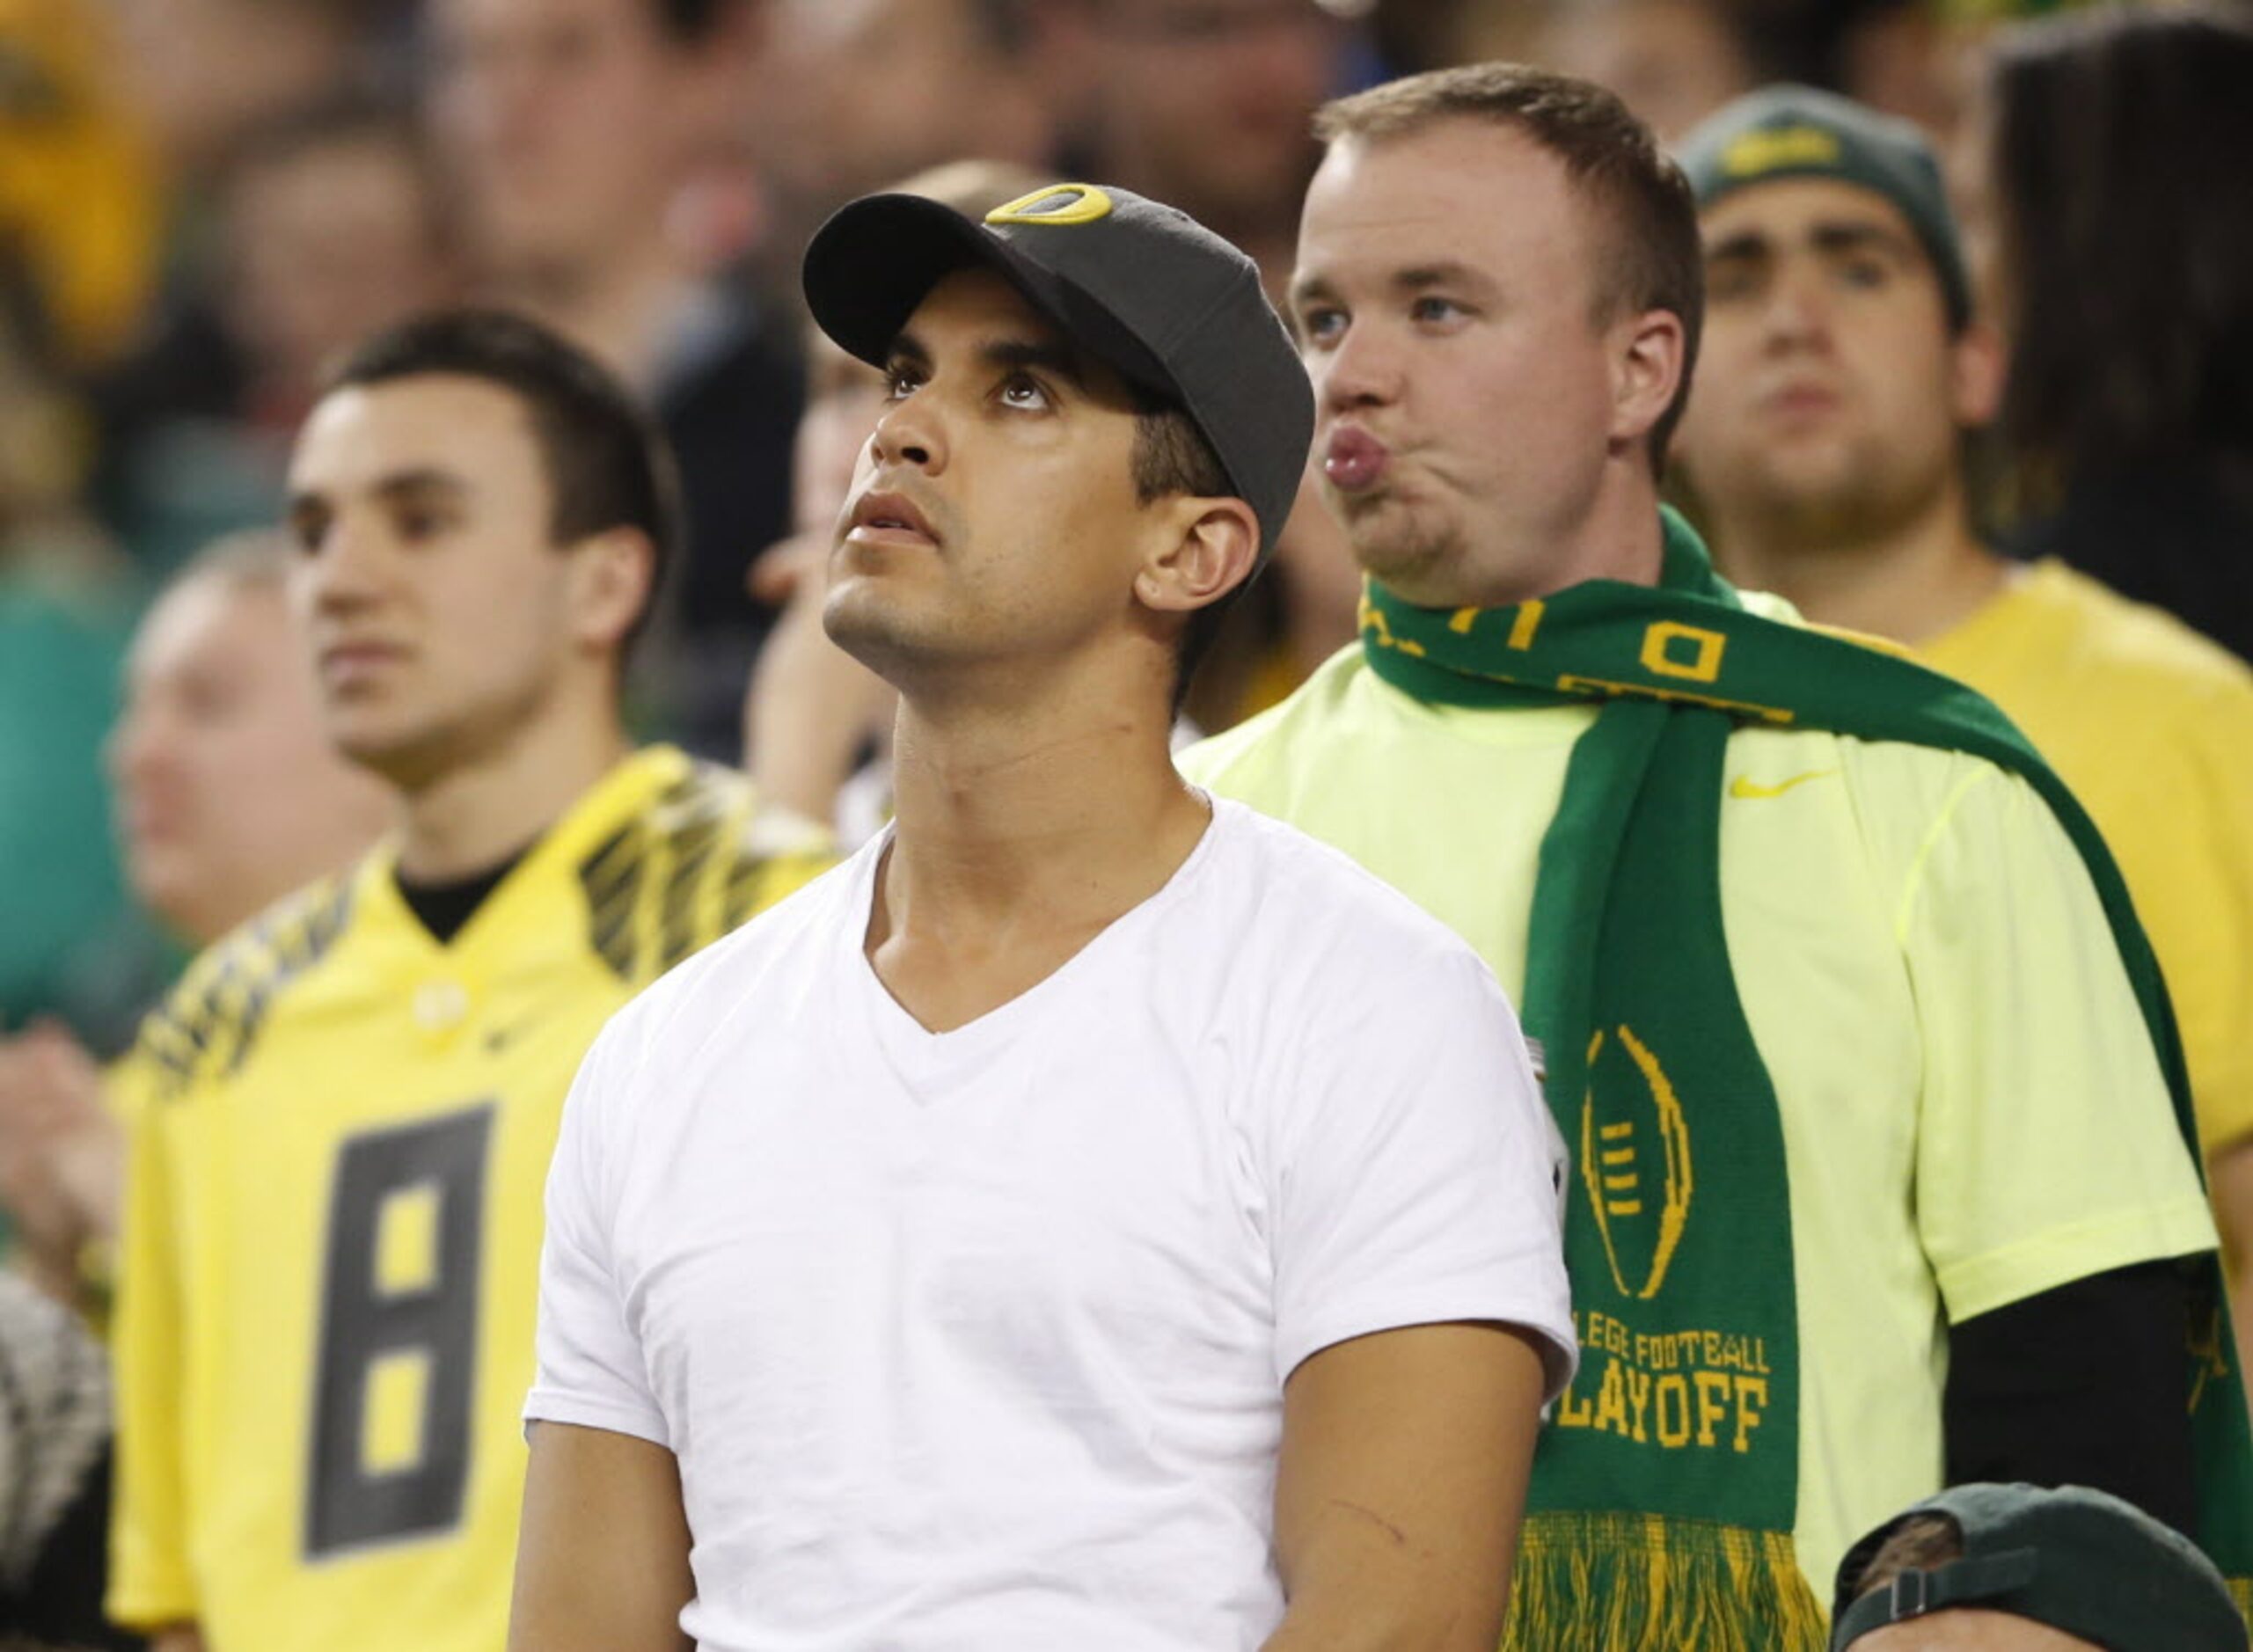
left=286, top=468, right=466, bottom=518
left=1703, top=229, right=1774, bottom=263
left=883, top=332, right=932, bottom=370
left=1808, top=220, right=1918, bottom=260
left=980, top=337, right=1088, bottom=391
left=1391, top=261, right=1495, bottom=295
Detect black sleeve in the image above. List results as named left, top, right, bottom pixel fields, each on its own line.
left=1943, top=1257, right=2198, bottom=1535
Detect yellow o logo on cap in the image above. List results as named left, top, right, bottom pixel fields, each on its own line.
left=985, top=183, right=1114, bottom=227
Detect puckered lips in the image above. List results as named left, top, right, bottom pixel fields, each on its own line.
left=845, top=489, right=942, bottom=551
left=1322, top=424, right=1391, bottom=491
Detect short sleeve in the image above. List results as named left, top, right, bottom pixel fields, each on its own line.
left=1267, top=941, right=1576, bottom=1398
left=1905, top=764, right=2217, bottom=1322
left=523, top=1017, right=669, bottom=1447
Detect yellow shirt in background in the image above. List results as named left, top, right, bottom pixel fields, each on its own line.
left=109, top=749, right=830, bottom=1651
left=1922, top=559, right=2253, bottom=1158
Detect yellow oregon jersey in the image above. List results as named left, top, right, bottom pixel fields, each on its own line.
left=109, top=748, right=830, bottom=1648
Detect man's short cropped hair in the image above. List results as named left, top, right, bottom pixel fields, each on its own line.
left=323, top=307, right=682, bottom=662
left=1313, top=62, right=1704, bottom=472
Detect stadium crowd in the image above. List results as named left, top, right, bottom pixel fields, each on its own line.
left=0, top=0, right=2249, bottom=1647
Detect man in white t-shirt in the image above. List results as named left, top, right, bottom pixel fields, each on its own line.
left=507, top=181, right=1577, bottom=1651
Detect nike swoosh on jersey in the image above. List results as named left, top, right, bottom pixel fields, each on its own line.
left=1728, top=770, right=1837, bottom=800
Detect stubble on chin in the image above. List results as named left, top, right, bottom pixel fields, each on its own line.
left=1335, top=491, right=1463, bottom=606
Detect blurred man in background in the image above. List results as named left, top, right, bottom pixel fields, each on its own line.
left=1672, top=83, right=2253, bottom=1385
left=426, top=0, right=801, bottom=751
left=107, top=309, right=823, bottom=1652
left=0, top=534, right=394, bottom=1308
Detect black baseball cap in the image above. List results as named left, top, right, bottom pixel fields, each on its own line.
left=801, top=181, right=1314, bottom=561
left=1679, top=85, right=1973, bottom=331
left=1831, top=1483, right=2247, bottom=1651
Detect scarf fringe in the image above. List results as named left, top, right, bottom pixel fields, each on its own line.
left=1503, top=1511, right=1827, bottom=1652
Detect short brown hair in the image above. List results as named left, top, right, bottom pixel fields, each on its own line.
left=1851, top=1513, right=1965, bottom=1601
left=1314, top=62, right=1704, bottom=471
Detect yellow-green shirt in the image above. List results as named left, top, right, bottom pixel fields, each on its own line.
left=1181, top=634, right=2214, bottom=1601
left=1922, top=559, right=2253, bottom=1159
left=109, top=748, right=830, bottom=1649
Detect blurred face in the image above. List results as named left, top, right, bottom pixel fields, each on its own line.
left=1534, top=0, right=1752, bottom=144
left=109, top=571, right=391, bottom=943
left=1852, top=1607, right=2100, bottom=1650
left=1675, top=178, right=1994, bottom=550
left=428, top=0, right=696, bottom=274
left=760, top=0, right=1048, bottom=211
left=1090, top=0, right=1341, bottom=234
left=794, top=331, right=890, bottom=537
left=284, top=376, right=593, bottom=789
left=226, top=137, right=454, bottom=406
left=823, top=268, right=1159, bottom=684
left=1291, top=120, right=1638, bottom=605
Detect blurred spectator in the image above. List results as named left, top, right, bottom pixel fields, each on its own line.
left=87, top=98, right=457, bottom=576
left=0, top=0, right=164, bottom=372
left=1957, top=2, right=2253, bottom=665
left=426, top=0, right=803, bottom=753
left=1675, top=84, right=2253, bottom=1395
left=1, top=534, right=393, bottom=1311
left=746, top=0, right=1056, bottom=247
left=0, top=312, right=135, bottom=1040
left=1047, top=0, right=1354, bottom=272
left=1532, top=0, right=1758, bottom=141
left=1828, top=1483, right=2245, bottom=1651
left=108, top=0, right=383, bottom=186
left=0, top=1269, right=133, bottom=1650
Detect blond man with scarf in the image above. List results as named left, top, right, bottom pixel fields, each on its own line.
left=1181, top=63, right=2252, bottom=1648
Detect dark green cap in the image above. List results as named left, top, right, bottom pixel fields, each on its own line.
left=1677, top=84, right=1972, bottom=329
left=1831, top=1483, right=2248, bottom=1652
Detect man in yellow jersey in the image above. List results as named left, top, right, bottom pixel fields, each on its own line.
left=107, top=309, right=826, bottom=1652
left=1670, top=84, right=2253, bottom=1374
left=1180, top=63, right=2246, bottom=1647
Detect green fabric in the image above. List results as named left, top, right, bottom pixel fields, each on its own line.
left=1359, top=508, right=2253, bottom=1639
left=0, top=578, right=134, bottom=1029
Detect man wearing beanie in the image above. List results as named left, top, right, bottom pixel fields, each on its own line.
left=1831, top=1483, right=2247, bottom=1651
left=1182, top=62, right=2243, bottom=1646
left=508, top=181, right=1576, bottom=1650
left=1674, top=84, right=2253, bottom=1443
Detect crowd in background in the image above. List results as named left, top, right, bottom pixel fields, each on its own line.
left=2, top=0, right=2249, bottom=1050
left=2, top=0, right=2251, bottom=1643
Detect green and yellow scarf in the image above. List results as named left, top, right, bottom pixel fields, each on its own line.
left=1359, top=508, right=2253, bottom=1648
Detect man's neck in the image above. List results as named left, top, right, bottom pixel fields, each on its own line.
left=1708, top=479, right=2003, bottom=646
left=393, top=691, right=633, bottom=883
left=1425, top=473, right=1667, bottom=611
left=868, top=663, right=1208, bottom=1031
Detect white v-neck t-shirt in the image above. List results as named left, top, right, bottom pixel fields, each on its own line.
left=526, top=798, right=1574, bottom=1651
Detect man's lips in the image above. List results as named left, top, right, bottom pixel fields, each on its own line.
left=1322, top=427, right=1391, bottom=491
left=1759, top=382, right=1843, bottom=421
left=318, top=640, right=407, bottom=685
left=845, top=490, right=941, bottom=548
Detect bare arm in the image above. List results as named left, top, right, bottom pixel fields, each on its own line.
left=2209, top=1138, right=2253, bottom=1425
left=508, top=1422, right=695, bottom=1652
left=1263, top=1321, right=1549, bottom=1652
left=150, top=1628, right=205, bottom=1652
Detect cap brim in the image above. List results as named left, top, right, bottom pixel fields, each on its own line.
left=801, top=194, right=1174, bottom=405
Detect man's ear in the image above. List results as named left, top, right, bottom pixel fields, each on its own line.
left=1608, top=306, right=1688, bottom=450
left=568, top=527, right=658, bottom=654
left=1134, top=498, right=1260, bottom=619
left=1949, top=319, right=2008, bottom=430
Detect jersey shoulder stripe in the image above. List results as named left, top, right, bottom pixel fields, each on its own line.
left=136, top=874, right=356, bottom=1104
left=578, top=758, right=833, bottom=985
